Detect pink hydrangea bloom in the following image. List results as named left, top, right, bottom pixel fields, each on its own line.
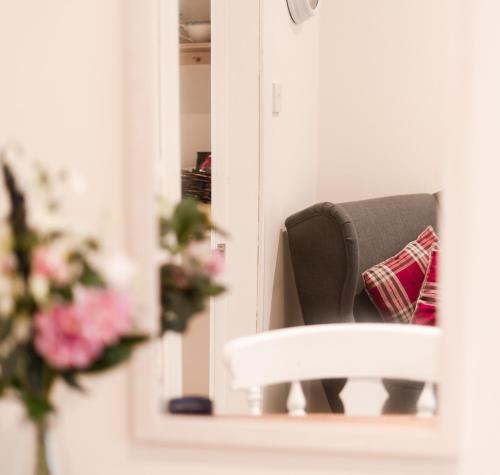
left=78, top=289, right=132, bottom=346
left=205, top=250, right=224, bottom=277
left=34, top=289, right=133, bottom=369
left=32, top=246, right=71, bottom=284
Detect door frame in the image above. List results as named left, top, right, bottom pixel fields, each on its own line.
left=126, top=0, right=262, bottom=415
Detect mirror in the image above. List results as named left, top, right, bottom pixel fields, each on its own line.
left=158, top=0, right=447, bottom=419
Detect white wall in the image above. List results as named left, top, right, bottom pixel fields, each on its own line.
left=0, top=0, right=125, bottom=243
left=260, top=0, right=319, bottom=332
left=179, top=1, right=211, bottom=170
left=307, top=0, right=451, bottom=416
left=317, top=0, right=448, bottom=203
left=180, top=0, right=211, bottom=23
left=259, top=0, right=325, bottom=413
left=180, top=65, right=211, bottom=169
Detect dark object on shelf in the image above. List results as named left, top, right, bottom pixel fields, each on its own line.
left=182, top=169, right=211, bottom=203
left=168, top=396, right=213, bottom=415
left=196, top=151, right=212, bottom=172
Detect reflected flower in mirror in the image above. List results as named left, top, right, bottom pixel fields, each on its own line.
left=158, top=198, right=226, bottom=334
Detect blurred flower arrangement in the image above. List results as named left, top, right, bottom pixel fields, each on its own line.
left=0, top=147, right=146, bottom=474
left=158, top=198, right=226, bottom=334
left=0, top=144, right=227, bottom=473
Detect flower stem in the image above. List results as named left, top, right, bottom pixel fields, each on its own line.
left=35, top=419, right=52, bottom=475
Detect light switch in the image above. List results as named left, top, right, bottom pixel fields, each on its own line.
left=272, top=82, right=282, bottom=115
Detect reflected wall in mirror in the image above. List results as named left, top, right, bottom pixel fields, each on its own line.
left=159, top=0, right=448, bottom=419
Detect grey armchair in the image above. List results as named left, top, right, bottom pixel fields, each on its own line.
left=285, top=193, right=439, bottom=414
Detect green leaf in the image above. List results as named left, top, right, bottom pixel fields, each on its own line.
left=22, top=394, right=54, bottom=421
left=119, top=334, right=149, bottom=346
left=169, top=198, right=214, bottom=248
left=86, top=345, right=132, bottom=373
left=79, top=262, right=106, bottom=287
left=203, top=284, right=226, bottom=297
left=61, top=372, right=85, bottom=392
left=0, top=319, right=13, bottom=341
left=160, top=288, right=206, bottom=334
left=1, top=161, right=34, bottom=280
left=84, top=334, right=147, bottom=373
left=49, top=284, right=73, bottom=302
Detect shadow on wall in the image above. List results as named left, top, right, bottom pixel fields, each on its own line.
left=263, top=230, right=331, bottom=414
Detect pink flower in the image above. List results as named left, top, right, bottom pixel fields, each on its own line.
left=34, top=289, right=133, bottom=369
left=35, top=304, right=101, bottom=369
left=205, top=250, right=224, bottom=277
left=32, top=246, right=70, bottom=284
left=78, top=289, right=132, bottom=346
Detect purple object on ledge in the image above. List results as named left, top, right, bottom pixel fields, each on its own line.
left=168, top=396, right=213, bottom=415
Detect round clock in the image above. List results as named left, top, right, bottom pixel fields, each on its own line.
left=286, top=0, right=321, bottom=24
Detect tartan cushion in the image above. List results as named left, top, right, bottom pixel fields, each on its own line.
left=411, top=244, right=439, bottom=326
left=362, top=226, right=439, bottom=323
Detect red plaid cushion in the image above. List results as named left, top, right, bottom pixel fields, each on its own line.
left=411, top=244, right=439, bottom=326
left=362, top=226, right=439, bottom=323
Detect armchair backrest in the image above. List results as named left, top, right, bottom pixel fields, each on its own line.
left=285, top=193, right=439, bottom=325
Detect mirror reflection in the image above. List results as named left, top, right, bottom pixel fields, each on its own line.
left=178, top=0, right=212, bottom=400
left=162, top=0, right=445, bottom=419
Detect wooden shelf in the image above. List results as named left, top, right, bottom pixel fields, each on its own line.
left=180, top=42, right=211, bottom=66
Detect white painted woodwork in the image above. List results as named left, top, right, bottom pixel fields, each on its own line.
left=287, top=382, right=307, bottom=416
left=157, top=0, right=185, bottom=401
left=161, top=333, right=183, bottom=400
left=225, top=323, right=440, bottom=416
left=246, top=386, right=263, bottom=416
left=209, top=0, right=261, bottom=415
left=417, top=382, right=436, bottom=418
left=225, top=324, right=441, bottom=387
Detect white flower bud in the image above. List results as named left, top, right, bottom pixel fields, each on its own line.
left=0, top=295, right=13, bottom=316
left=99, top=253, right=135, bottom=290
left=13, top=317, right=31, bottom=343
left=29, top=275, right=50, bottom=303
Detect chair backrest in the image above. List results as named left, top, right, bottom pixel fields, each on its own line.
left=225, top=323, right=441, bottom=416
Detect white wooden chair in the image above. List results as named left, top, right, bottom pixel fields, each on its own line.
left=224, top=323, right=441, bottom=417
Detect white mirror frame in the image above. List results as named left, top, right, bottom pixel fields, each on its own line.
left=124, top=0, right=474, bottom=466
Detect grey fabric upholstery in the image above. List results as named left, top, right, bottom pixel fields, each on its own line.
left=285, top=193, right=439, bottom=414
